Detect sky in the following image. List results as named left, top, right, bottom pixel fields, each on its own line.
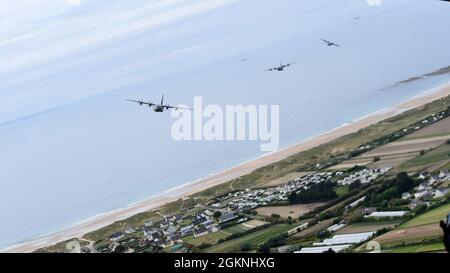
left=0, top=0, right=449, bottom=249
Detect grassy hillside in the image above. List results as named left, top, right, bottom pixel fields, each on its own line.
left=401, top=203, right=450, bottom=228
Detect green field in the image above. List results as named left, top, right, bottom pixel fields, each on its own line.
left=183, top=232, right=229, bottom=247
left=183, top=223, right=252, bottom=247
left=383, top=241, right=445, bottom=253
left=401, top=203, right=450, bottom=228
left=399, top=143, right=450, bottom=171
left=205, top=224, right=294, bottom=253
left=335, top=185, right=349, bottom=197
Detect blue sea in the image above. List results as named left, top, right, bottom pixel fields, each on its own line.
left=1, top=0, right=450, bottom=250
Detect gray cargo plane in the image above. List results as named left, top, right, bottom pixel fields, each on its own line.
left=321, top=39, right=341, bottom=47
left=264, top=62, right=296, bottom=72
left=126, top=94, right=193, bottom=112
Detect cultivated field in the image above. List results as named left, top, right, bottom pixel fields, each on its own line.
left=336, top=221, right=400, bottom=235
left=383, top=241, right=445, bottom=253
left=184, top=220, right=268, bottom=247
left=397, top=143, right=450, bottom=173
left=403, top=117, right=450, bottom=140
left=206, top=224, right=295, bottom=253
left=374, top=223, right=442, bottom=248
left=400, top=203, right=450, bottom=228
left=332, top=135, right=449, bottom=170
left=256, top=203, right=325, bottom=219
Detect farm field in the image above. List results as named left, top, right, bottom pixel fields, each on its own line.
left=336, top=221, right=400, bottom=235
left=397, top=144, right=450, bottom=172
left=256, top=203, right=325, bottom=219
left=205, top=224, right=294, bottom=253
left=400, top=203, right=450, bottom=228
left=374, top=223, right=442, bottom=248
left=183, top=220, right=268, bottom=247
left=402, top=117, right=450, bottom=140
left=292, top=218, right=336, bottom=239
left=383, top=241, right=445, bottom=253
left=331, top=135, right=449, bottom=170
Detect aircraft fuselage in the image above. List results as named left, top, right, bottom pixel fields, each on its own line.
left=153, top=105, right=165, bottom=112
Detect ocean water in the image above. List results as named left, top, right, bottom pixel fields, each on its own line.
left=1, top=0, right=450, bottom=249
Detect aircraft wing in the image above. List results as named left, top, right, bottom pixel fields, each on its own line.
left=285, top=62, right=296, bottom=67
left=126, top=99, right=155, bottom=106
left=264, top=68, right=275, bottom=72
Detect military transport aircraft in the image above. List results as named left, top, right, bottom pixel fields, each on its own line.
left=321, top=39, right=341, bottom=47
left=264, top=62, right=296, bottom=72
left=126, top=94, right=193, bottom=112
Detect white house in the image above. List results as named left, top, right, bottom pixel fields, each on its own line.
left=402, top=192, right=412, bottom=200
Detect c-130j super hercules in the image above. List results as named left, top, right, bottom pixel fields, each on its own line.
left=126, top=94, right=193, bottom=113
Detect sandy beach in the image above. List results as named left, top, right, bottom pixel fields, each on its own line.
left=3, top=82, right=450, bottom=253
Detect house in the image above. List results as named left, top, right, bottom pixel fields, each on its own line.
left=144, top=220, right=154, bottom=227
left=414, top=190, right=432, bottom=200
left=203, top=219, right=215, bottom=228
left=193, top=225, right=209, bottom=237
left=439, top=170, right=449, bottom=179
left=164, top=225, right=178, bottom=235
left=428, top=176, right=438, bottom=186
left=434, top=188, right=450, bottom=199
left=110, top=231, right=124, bottom=241
left=219, top=212, right=238, bottom=223
left=192, top=215, right=208, bottom=226
left=361, top=207, right=377, bottom=215
left=419, top=171, right=429, bottom=180
left=402, top=192, right=412, bottom=200
left=143, top=227, right=159, bottom=238
left=409, top=199, right=430, bottom=210
left=180, top=225, right=194, bottom=237
left=204, top=210, right=214, bottom=216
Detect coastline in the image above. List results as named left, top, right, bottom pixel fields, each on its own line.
left=3, top=82, right=450, bottom=253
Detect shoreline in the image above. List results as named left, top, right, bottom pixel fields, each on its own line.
left=3, top=82, right=450, bottom=253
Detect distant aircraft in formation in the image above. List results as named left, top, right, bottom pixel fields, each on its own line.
left=128, top=6, right=450, bottom=111
left=126, top=94, right=193, bottom=112
left=264, top=62, right=296, bottom=72
left=321, top=39, right=341, bottom=47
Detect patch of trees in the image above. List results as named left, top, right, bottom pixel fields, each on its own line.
left=348, top=180, right=362, bottom=191
left=198, top=243, right=212, bottom=250
left=257, top=234, right=287, bottom=253
left=213, top=211, right=222, bottom=219
left=289, top=181, right=338, bottom=204
left=366, top=173, right=418, bottom=206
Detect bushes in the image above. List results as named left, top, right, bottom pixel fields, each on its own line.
left=213, top=211, right=222, bottom=219
left=198, top=243, right=212, bottom=250
left=317, top=229, right=332, bottom=239
left=257, top=235, right=287, bottom=253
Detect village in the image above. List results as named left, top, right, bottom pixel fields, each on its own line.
left=96, top=166, right=427, bottom=253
